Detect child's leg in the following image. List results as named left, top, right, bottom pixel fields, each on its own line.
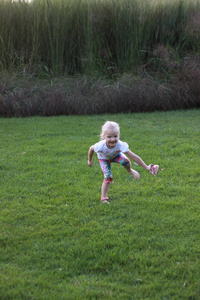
left=99, top=160, right=113, bottom=200
left=101, top=181, right=110, bottom=199
left=113, top=153, right=140, bottom=180
left=99, top=159, right=113, bottom=183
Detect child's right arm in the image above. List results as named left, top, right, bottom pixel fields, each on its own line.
left=88, top=145, right=95, bottom=167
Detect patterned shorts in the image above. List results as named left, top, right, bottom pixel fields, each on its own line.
left=99, top=152, right=130, bottom=184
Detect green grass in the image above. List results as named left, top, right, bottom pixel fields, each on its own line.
left=0, top=109, right=200, bottom=299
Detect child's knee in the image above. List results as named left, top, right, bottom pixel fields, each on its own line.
left=104, top=177, right=114, bottom=184
left=122, top=158, right=131, bottom=167
left=103, top=170, right=113, bottom=183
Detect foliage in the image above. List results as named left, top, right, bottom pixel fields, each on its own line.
left=0, top=0, right=199, bottom=76
left=0, top=110, right=200, bottom=299
left=0, top=54, right=200, bottom=117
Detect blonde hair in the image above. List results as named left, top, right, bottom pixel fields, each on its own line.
left=100, top=121, right=120, bottom=140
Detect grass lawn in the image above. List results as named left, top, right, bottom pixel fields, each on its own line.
left=0, top=109, right=200, bottom=299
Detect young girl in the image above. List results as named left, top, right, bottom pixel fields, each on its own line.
left=88, top=121, right=159, bottom=203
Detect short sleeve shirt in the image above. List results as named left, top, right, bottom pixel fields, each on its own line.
left=94, top=140, right=129, bottom=159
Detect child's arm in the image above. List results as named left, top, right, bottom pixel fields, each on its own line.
left=88, top=145, right=95, bottom=167
left=126, top=150, right=150, bottom=170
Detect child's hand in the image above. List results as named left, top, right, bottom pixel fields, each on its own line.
left=149, top=164, right=159, bottom=175
left=88, top=160, right=93, bottom=167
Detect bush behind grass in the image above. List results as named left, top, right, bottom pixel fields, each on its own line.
left=0, top=54, right=200, bottom=117
left=0, top=110, right=200, bottom=299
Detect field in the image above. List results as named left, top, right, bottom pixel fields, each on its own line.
left=0, top=109, right=200, bottom=299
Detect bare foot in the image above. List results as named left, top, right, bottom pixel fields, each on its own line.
left=130, top=169, right=140, bottom=180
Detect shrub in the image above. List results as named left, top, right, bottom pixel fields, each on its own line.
left=0, top=52, right=200, bottom=117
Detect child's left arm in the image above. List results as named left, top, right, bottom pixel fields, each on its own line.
left=126, top=150, right=150, bottom=171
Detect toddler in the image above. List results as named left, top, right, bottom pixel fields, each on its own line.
left=88, top=121, right=159, bottom=203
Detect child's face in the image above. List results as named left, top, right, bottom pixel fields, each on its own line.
left=105, top=130, right=119, bottom=149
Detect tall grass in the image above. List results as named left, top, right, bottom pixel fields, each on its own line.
left=0, top=0, right=199, bottom=76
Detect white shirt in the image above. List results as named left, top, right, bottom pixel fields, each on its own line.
left=94, top=140, right=129, bottom=159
